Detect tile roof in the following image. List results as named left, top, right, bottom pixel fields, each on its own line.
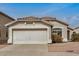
left=41, top=17, right=68, bottom=26
left=17, top=16, right=68, bottom=26
left=5, top=16, right=69, bottom=26
left=0, top=11, right=15, bottom=21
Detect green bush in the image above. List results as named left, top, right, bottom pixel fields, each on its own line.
left=52, top=34, right=63, bottom=43
left=71, top=32, right=79, bottom=42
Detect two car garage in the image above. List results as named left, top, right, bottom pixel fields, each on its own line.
left=13, top=29, right=47, bottom=44
left=6, top=20, right=52, bottom=44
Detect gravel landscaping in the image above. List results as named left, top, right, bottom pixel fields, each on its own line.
left=48, top=42, right=79, bottom=53
left=0, top=45, right=7, bottom=49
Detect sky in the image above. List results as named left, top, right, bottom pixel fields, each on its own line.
left=0, top=3, right=79, bottom=28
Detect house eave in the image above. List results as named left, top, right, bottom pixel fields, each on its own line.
left=5, top=20, right=53, bottom=27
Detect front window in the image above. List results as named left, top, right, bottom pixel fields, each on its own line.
left=52, top=28, right=62, bottom=36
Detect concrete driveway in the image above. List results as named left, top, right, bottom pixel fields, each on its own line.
left=0, top=44, right=79, bottom=56
left=0, top=44, right=48, bottom=56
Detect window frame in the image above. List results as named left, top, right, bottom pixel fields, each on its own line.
left=52, top=28, right=62, bottom=36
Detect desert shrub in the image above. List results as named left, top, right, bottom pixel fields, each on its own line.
left=71, top=32, right=79, bottom=42
left=52, top=34, right=63, bottom=43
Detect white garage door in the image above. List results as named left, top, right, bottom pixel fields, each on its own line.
left=12, top=29, right=47, bottom=44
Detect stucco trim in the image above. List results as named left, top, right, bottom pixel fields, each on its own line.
left=5, top=20, right=52, bottom=27
left=12, top=28, right=47, bottom=31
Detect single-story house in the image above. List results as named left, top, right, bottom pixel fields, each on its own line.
left=5, top=16, right=74, bottom=44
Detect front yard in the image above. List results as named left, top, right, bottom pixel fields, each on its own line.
left=0, top=42, right=79, bottom=55
left=48, top=42, right=79, bottom=54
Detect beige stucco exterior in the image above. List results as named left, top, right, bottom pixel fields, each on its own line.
left=67, top=28, right=74, bottom=41
left=47, top=21, right=68, bottom=42
left=7, top=21, right=52, bottom=44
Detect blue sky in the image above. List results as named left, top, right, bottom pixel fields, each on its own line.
left=0, top=3, right=79, bottom=27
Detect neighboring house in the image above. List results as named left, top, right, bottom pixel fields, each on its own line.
left=5, top=16, right=74, bottom=44
left=0, top=12, right=15, bottom=44
left=74, top=27, right=79, bottom=33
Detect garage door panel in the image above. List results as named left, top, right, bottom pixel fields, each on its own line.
left=13, top=29, right=47, bottom=44
left=30, top=31, right=44, bottom=41
left=31, top=31, right=47, bottom=41
left=13, top=31, right=30, bottom=41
